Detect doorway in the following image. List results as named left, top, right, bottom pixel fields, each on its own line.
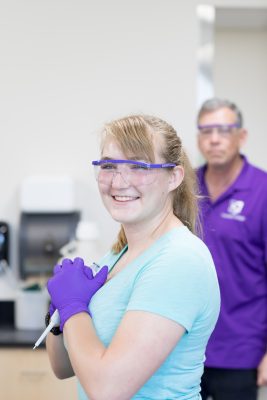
left=197, top=5, right=267, bottom=170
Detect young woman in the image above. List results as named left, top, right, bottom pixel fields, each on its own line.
left=46, top=115, right=220, bottom=399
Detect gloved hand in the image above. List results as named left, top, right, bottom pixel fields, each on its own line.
left=48, top=258, right=94, bottom=319
left=47, top=257, right=108, bottom=331
left=49, top=302, right=56, bottom=316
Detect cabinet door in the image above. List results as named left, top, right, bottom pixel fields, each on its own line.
left=0, top=348, right=77, bottom=400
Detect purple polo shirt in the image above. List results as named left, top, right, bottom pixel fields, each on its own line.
left=197, top=156, right=267, bottom=368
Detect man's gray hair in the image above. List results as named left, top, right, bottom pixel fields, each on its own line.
left=197, top=98, right=243, bottom=128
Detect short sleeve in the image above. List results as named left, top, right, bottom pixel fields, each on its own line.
left=126, top=253, right=208, bottom=332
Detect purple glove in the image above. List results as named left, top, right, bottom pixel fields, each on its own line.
left=49, top=303, right=55, bottom=315
left=47, top=257, right=108, bottom=331
left=49, top=302, right=56, bottom=317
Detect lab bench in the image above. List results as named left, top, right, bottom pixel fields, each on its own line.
left=0, top=327, right=77, bottom=400
left=0, top=327, right=44, bottom=348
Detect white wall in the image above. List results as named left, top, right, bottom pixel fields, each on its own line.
left=208, top=6, right=267, bottom=398
left=214, top=27, right=267, bottom=170
left=0, top=0, right=198, bottom=270
left=1, top=0, right=267, bottom=272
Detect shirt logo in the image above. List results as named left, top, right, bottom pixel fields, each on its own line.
left=221, top=199, right=246, bottom=221
left=227, top=199, right=245, bottom=215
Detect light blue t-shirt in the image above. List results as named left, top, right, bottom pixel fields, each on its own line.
left=78, top=226, right=220, bottom=399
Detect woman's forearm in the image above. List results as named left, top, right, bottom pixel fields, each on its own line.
left=63, top=313, right=112, bottom=399
left=46, top=332, right=74, bottom=379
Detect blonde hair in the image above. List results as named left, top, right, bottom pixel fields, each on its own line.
left=100, top=115, right=200, bottom=253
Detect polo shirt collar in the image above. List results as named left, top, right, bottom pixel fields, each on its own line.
left=198, top=155, right=251, bottom=203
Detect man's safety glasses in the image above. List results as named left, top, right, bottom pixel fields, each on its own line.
left=92, top=159, right=176, bottom=186
left=198, top=123, right=241, bottom=138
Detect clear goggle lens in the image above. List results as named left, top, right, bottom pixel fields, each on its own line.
left=92, top=160, right=176, bottom=186
left=198, top=123, right=240, bottom=137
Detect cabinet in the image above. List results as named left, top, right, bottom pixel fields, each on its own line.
left=0, top=348, right=77, bottom=400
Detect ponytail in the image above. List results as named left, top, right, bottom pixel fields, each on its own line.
left=173, top=149, right=201, bottom=235
left=112, top=226, right=127, bottom=253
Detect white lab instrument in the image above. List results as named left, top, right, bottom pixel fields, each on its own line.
left=59, top=221, right=101, bottom=266
left=33, top=309, right=60, bottom=349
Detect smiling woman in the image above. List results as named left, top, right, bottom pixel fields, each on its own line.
left=46, top=114, right=220, bottom=400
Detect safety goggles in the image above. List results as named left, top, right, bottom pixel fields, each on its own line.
left=92, top=159, right=176, bottom=186
left=198, top=123, right=241, bottom=138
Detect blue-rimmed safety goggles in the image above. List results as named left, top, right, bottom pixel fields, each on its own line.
left=198, top=123, right=241, bottom=137
left=92, top=159, right=176, bottom=186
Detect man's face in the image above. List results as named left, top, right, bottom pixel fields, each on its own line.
left=197, top=107, right=247, bottom=169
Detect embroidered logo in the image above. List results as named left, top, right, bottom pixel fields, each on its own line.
left=221, top=199, right=246, bottom=221
left=227, top=200, right=245, bottom=215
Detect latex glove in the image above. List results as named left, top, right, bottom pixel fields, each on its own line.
left=49, top=302, right=56, bottom=316
left=48, top=258, right=92, bottom=317
left=47, top=257, right=108, bottom=331
left=48, top=258, right=95, bottom=317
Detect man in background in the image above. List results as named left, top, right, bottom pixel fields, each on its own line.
left=196, top=98, right=267, bottom=400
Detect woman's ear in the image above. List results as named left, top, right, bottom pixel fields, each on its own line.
left=168, top=166, right=184, bottom=192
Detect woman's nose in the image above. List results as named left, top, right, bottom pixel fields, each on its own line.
left=111, top=171, right=130, bottom=187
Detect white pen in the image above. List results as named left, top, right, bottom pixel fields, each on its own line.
left=33, top=309, right=60, bottom=349
left=33, top=262, right=102, bottom=350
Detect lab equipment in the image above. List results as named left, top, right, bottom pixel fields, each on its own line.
left=92, top=159, right=176, bottom=186
left=33, top=309, right=60, bottom=349
left=59, top=220, right=102, bottom=266
left=19, top=212, right=80, bottom=278
left=0, top=221, right=9, bottom=274
left=19, top=175, right=80, bottom=279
